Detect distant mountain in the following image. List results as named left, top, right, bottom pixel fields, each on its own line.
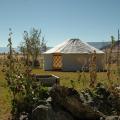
left=46, top=42, right=111, bottom=51
left=101, top=40, right=120, bottom=51
left=0, top=47, right=52, bottom=53
left=0, top=42, right=111, bottom=53
left=88, top=42, right=111, bottom=49
left=0, top=47, right=19, bottom=53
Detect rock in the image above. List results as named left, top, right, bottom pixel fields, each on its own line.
left=31, top=104, right=74, bottom=120
left=105, top=116, right=120, bottom=120
left=50, top=85, right=102, bottom=120
left=32, top=105, right=51, bottom=120
left=54, top=110, right=74, bottom=120
left=19, top=112, right=28, bottom=120
left=20, top=83, right=120, bottom=120
left=46, top=97, right=52, bottom=103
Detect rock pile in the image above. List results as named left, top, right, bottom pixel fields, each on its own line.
left=32, top=85, right=103, bottom=120
left=20, top=83, right=120, bottom=120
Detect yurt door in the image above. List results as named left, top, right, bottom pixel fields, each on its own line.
left=53, top=54, right=63, bottom=70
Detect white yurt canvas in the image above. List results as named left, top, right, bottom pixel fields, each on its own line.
left=43, top=39, right=105, bottom=71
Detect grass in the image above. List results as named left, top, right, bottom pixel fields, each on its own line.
left=32, top=66, right=120, bottom=90
left=0, top=69, right=11, bottom=120
left=0, top=64, right=120, bottom=119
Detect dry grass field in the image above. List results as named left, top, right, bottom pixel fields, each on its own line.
left=0, top=63, right=120, bottom=119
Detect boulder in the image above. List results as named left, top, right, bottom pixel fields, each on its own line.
left=16, top=83, right=120, bottom=120
left=54, top=110, right=74, bottom=120
left=50, top=85, right=103, bottom=120
left=31, top=104, right=74, bottom=120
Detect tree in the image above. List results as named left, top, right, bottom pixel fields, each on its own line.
left=20, top=28, right=46, bottom=67
left=41, top=37, right=47, bottom=52
left=7, top=28, right=13, bottom=70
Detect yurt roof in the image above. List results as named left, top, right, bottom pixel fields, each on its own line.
left=44, top=39, right=104, bottom=54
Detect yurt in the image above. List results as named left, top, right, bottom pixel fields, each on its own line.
left=43, top=39, right=105, bottom=71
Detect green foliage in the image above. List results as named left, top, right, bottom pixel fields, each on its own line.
left=111, top=36, right=115, bottom=46
left=70, top=80, right=75, bottom=88
left=20, top=28, right=47, bottom=67
left=92, top=83, right=120, bottom=115
left=79, top=83, right=120, bottom=115
left=3, top=31, right=49, bottom=119
left=117, top=67, right=120, bottom=77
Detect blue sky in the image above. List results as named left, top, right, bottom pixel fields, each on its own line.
left=0, top=0, right=120, bottom=47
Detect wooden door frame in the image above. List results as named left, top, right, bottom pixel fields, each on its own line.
left=52, top=53, right=63, bottom=70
